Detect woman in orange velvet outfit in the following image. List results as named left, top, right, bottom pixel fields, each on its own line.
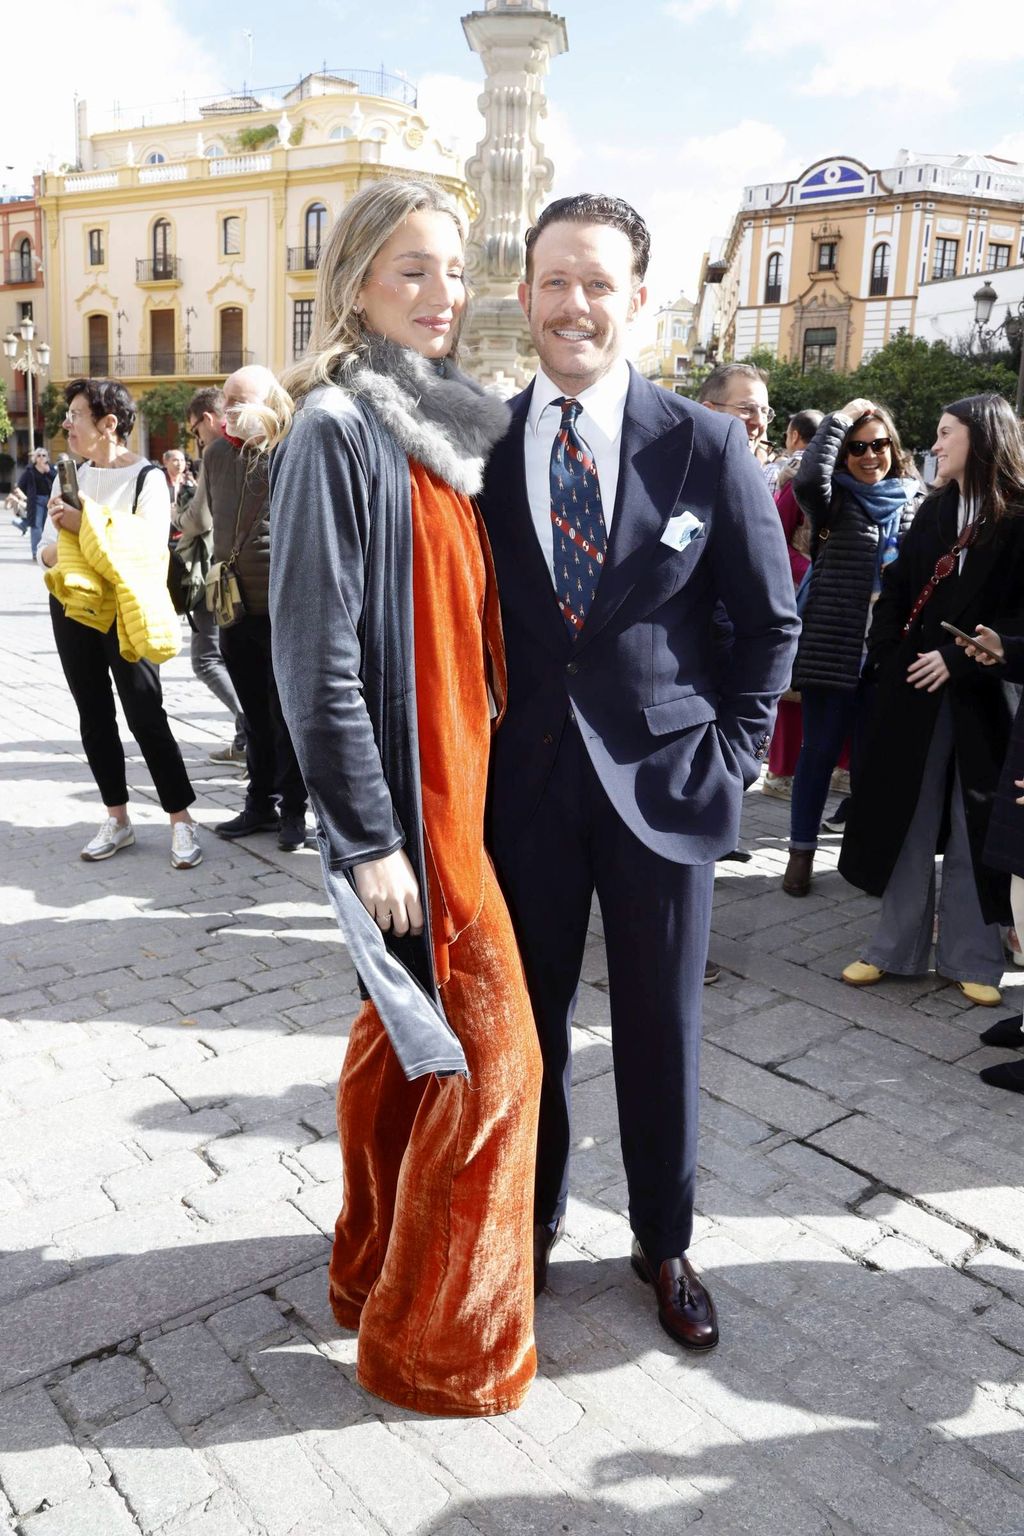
left=269, top=181, right=541, bottom=1416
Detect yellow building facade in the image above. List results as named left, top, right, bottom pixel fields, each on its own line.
left=701, top=151, right=1024, bottom=372
left=39, top=71, right=475, bottom=453
left=637, top=291, right=695, bottom=394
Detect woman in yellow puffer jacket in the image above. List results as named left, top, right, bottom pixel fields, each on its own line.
left=41, top=377, right=201, bottom=869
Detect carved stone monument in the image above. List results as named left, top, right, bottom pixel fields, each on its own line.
left=461, top=0, right=568, bottom=392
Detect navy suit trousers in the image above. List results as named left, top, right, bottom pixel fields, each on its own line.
left=492, top=717, right=713, bottom=1267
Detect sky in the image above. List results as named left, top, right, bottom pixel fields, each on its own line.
left=4, top=0, right=1024, bottom=328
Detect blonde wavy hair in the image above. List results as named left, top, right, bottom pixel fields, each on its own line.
left=279, top=178, right=466, bottom=412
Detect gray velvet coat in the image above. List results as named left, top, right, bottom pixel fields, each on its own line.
left=268, top=338, right=510, bottom=1081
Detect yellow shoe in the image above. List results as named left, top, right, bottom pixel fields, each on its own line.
left=956, top=981, right=1002, bottom=1007
left=842, top=961, right=884, bottom=986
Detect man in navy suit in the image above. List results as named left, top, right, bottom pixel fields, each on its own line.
left=479, top=195, right=799, bottom=1349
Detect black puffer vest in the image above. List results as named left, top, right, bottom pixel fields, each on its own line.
left=791, top=412, right=919, bottom=692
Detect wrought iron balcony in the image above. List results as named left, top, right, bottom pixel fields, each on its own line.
left=5, top=254, right=39, bottom=285
left=66, top=349, right=253, bottom=378
left=136, top=257, right=182, bottom=283
left=287, top=246, right=322, bottom=271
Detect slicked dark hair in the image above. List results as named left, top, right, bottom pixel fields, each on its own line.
left=187, top=386, right=225, bottom=423
left=943, top=393, right=1024, bottom=527
left=524, top=194, right=651, bottom=283
left=65, top=377, right=136, bottom=443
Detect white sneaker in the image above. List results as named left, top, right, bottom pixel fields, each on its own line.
left=170, top=821, right=203, bottom=869
left=81, top=816, right=135, bottom=862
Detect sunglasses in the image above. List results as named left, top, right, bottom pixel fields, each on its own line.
left=847, top=438, right=892, bottom=458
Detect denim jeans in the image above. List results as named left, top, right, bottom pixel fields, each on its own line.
left=789, top=684, right=864, bottom=849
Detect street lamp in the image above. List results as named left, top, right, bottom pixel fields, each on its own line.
left=973, top=280, right=1024, bottom=417
left=692, top=344, right=706, bottom=369
left=3, top=316, right=50, bottom=455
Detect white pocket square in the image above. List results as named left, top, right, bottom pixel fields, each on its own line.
left=660, top=511, right=705, bottom=552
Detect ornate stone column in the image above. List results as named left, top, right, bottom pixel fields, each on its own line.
left=460, top=0, right=568, bottom=392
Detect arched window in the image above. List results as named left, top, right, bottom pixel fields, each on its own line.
left=328, top=125, right=354, bottom=141
left=304, top=202, right=327, bottom=264
left=15, top=237, right=32, bottom=282
left=152, top=219, right=172, bottom=279
left=764, top=252, right=781, bottom=304
left=367, top=125, right=387, bottom=143
left=204, top=143, right=225, bottom=158
left=870, top=242, right=890, bottom=296
left=145, top=151, right=166, bottom=165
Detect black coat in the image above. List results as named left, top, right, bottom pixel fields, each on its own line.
left=983, top=636, right=1024, bottom=876
left=791, top=412, right=919, bottom=692
left=839, top=486, right=1024, bottom=923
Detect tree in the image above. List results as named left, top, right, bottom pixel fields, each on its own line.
left=0, top=378, right=12, bottom=447
left=736, top=334, right=1020, bottom=453
left=850, top=333, right=1017, bottom=451
left=138, top=382, right=195, bottom=450
left=41, top=382, right=68, bottom=446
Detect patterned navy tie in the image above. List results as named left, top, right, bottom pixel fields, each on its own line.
left=549, top=397, right=607, bottom=635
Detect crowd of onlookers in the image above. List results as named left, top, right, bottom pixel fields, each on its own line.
left=7, top=348, right=1024, bottom=1105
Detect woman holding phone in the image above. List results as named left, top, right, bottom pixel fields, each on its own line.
left=839, top=394, right=1024, bottom=1005
left=41, top=378, right=200, bottom=868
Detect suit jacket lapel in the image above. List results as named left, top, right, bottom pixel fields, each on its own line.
left=577, top=370, right=694, bottom=649
left=485, top=384, right=570, bottom=660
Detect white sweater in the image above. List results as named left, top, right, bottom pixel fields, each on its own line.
left=41, top=460, right=170, bottom=553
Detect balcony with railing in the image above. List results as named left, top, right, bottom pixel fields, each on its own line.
left=66, top=349, right=253, bottom=379
left=287, top=246, right=322, bottom=272
left=136, top=257, right=182, bottom=284
left=5, top=253, right=40, bottom=286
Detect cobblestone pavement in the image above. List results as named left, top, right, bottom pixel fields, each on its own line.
left=2, top=520, right=1024, bottom=1536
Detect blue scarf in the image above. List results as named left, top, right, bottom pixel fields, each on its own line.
left=834, top=473, right=917, bottom=591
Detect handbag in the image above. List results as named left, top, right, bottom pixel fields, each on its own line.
left=205, top=560, right=244, bottom=627
left=204, top=476, right=256, bottom=627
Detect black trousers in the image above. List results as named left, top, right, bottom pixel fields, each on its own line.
left=218, top=613, right=306, bottom=817
left=50, top=596, right=195, bottom=814
left=492, top=721, right=713, bottom=1268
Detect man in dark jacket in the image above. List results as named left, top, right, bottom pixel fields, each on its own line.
left=479, top=195, right=799, bottom=1351
left=197, top=366, right=309, bottom=850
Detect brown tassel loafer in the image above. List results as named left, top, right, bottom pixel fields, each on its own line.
left=630, top=1238, right=719, bottom=1351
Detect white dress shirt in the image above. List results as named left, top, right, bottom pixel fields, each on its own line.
left=524, top=360, right=630, bottom=585
left=40, top=459, right=170, bottom=554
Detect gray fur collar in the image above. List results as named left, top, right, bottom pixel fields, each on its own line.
left=346, top=334, right=511, bottom=495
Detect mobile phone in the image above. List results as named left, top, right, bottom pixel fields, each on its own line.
left=939, top=619, right=1004, bottom=663
left=55, top=454, right=81, bottom=510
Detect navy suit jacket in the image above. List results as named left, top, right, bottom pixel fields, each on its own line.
left=480, top=366, right=800, bottom=865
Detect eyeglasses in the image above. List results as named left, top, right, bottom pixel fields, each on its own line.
left=63, top=409, right=92, bottom=424
left=717, top=402, right=776, bottom=425
left=847, top=438, right=892, bottom=457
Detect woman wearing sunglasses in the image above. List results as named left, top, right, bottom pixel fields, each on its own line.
left=840, top=394, right=1024, bottom=1005
left=782, top=400, right=922, bottom=895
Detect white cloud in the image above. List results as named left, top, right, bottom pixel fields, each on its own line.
left=991, top=132, right=1024, bottom=164
left=667, top=0, right=1024, bottom=103
left=0, top=0, right=226, bottom=192
left=418, top=74, right=483, bottom=158
left=643, top=119, right=796, bottom=304
left=663, top=0, right=741, bottom=21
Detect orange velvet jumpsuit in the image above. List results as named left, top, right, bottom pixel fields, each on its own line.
left=328, top=460, right=543, bottom=1417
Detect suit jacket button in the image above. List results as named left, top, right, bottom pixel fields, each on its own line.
left=543, top=733, right=553, bottom=745
left=566, top=660, right=579, bottom=675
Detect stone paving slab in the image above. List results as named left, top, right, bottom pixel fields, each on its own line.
left=2, top=526, right=1024, bottom=1535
